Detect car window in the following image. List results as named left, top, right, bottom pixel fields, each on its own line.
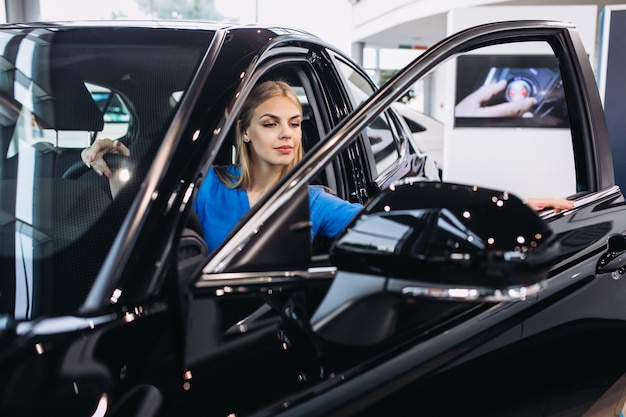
left=401, top=113, right=426, bottom=133
left=433, top=40, right=577, bottom=200
left=393, top=102, right=444, bottom=172
left=87, top=83, right=131, bottom=140
left=200, top=63, right=348, bottom=256
left=366, top=112, right=401, bottom=173
left=0, top=26, right=213, bottom=320
left=334, top=58, right=402, bottom=176
left=212, top=71, right=321, bottom=165
left=6, top=82, right=132, bottom=153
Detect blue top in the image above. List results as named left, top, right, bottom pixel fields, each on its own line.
left=193, top=166, right=363, bottom=252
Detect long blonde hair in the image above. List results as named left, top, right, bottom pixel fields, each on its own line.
left=218, top=80, right=304, bottom=189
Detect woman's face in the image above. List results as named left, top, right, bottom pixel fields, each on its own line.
left=245, top=95, right=302, bottom=169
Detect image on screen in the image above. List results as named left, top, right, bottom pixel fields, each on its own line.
left=454, top=55, right=569, bottom=128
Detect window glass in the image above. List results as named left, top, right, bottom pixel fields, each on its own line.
left=26, top=83, right=132, bottom=149
left=393, top=102, right=444, bottom=172
left=438, top=41, right=577, bottom=199
left=335, top=58, right=401, bottom=175
left=88, top=83, right=130, bottom=140
left=0, top=26, right=212, bottom=321
left=366, top=112, right=399, bottom=173
left=212, top=70, right=320, bottom=167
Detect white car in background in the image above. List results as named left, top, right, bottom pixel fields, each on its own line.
left=394, top=102, right=444, bottom=173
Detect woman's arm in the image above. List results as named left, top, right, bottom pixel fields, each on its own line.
left=523, top=197, right=574, bottom=213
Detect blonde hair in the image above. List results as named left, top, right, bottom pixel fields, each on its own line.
left=218, top=80, right=303, bottom=189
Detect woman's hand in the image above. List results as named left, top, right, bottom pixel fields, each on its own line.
left=81, top=138, right=131, bottom=178
left=81, top=139, right=131, bottom=198
left=524, top=197, right=574, bottom=213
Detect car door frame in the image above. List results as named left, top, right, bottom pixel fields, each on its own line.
left=207, top=20, right=613, bottom=272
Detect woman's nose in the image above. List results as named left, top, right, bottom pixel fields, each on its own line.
left=279, top=123, right=293, bottom=139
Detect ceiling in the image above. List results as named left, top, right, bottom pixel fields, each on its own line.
left=355, top=0, right=626, bottom=49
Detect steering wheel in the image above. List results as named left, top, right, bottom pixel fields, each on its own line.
left=62, top=153, right=133, bottom=179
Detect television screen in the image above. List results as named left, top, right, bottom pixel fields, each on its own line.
left=454, top=55, right=569, bottom=128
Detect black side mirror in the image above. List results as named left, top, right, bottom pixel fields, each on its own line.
left=311, top=181, right=560, bottom=346
left=331, top=180, right=558, bottom=289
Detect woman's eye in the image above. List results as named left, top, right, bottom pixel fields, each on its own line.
left=263, top=123, right=276, bottom=127
left=290, top=123, right=300, bottom=128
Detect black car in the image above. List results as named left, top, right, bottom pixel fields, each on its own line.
left=0, top=19, right=625, bottom=417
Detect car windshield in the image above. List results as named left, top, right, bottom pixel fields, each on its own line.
left=0, top=25, right=213, bottom=325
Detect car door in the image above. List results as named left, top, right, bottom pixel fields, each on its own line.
left=264, top=21, right=626, bottom=417
left=180, top=21, right=626, bottom=417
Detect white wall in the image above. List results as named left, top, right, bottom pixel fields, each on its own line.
left=352, top=0, right=505, bottom=44
left=218, top=0, right=353, bottom=54
left=256, top=0, right=353, bottom=54
left=38, top=0, right=354, bottom=55
left=448, top=5, right=598, bottom=53
left=0, top=0, right=6, bottom=22
left=38, top=0, right=148, bottom=20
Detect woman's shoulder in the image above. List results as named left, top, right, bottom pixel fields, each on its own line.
left=309, top=184, right=323, bottom=195
left=210, top=164, right=240, bottom=175
left=210, top=165, right=241, bottom=185
left=309, top=185, right=362, bottom=209
left=309, top=184, right=335, bottom=198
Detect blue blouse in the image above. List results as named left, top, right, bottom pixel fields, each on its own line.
left=193, top=166, right=363, bottom=252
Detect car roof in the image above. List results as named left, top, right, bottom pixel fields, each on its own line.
left=0, top=19, right=317, bottom=38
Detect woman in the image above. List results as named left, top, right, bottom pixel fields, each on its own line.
left=192, top=80, right=362, bottom=251
left=82, top=80, right=574, bottom=252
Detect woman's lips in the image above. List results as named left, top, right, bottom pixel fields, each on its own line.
left=275, top=146, right=293, bottom=154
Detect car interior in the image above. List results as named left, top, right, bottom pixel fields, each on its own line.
left=0, top=27, right=213, bottom=319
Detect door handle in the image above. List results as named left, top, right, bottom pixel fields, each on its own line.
left=597, top=234, right=626, bottom=277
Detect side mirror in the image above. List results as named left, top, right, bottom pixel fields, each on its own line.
left=311, top=181, right=560, bottom=346
left=332, top=180, right=558, bottom=290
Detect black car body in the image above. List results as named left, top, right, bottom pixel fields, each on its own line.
left=0, top=19, right=625, bottom=417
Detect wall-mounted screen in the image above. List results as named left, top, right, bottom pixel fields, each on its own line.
left=454, top=55, right=569, bottom=128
